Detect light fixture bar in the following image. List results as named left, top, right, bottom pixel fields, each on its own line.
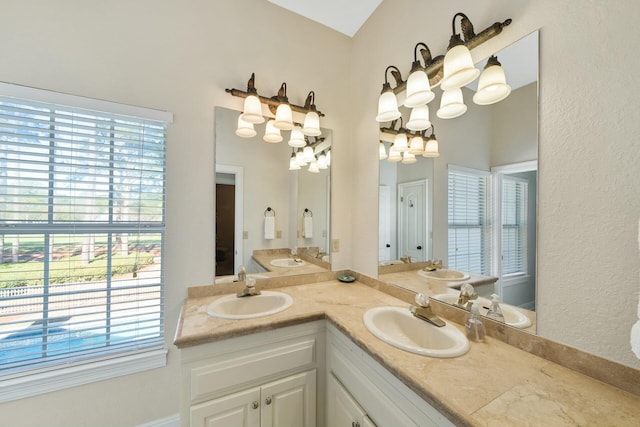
left=391, top=16, right=512, bottom=94
left=225, top=87, right=325, bottom=117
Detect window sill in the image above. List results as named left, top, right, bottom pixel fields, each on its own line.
left=0, top=348, right=167, bottom=403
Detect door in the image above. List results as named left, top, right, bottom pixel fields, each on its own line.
left=216, top=183, right=235, bottom=276
left=190, top=386, right=260, bottom=427
left=398, top=180, right=428, bottom=262
left=378, top=186, right=391, bottom=261
left=261, top=370, right=316, bottom=427
left=327, top=373, right=367, bottom=427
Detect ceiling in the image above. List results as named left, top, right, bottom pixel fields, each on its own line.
left=267, top=0, right=383, bottom=37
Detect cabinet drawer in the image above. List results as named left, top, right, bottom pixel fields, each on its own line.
left=190, top=338, right=315, bottom=402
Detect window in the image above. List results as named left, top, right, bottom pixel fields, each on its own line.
left=501, top=176, right=528, bottom=276
left=448, top=166, right=490, bottom=275
left=0, top=83, right=171, bottom=400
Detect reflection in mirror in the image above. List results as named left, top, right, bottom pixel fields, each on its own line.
left=214, top=106, right=331, bottom=283
left=377, top=31, right=538, bottom=333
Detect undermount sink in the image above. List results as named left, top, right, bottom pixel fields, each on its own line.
left=206, top=291, right=293, bottom=320
left=379, top=260, right=405, bottom=266
left=269, top=258, right=306, bottom=268
left=432, top=293, right=532, bottom=329
left=417, top=268, right=470, bottom=281
left=363, top=306, right=469, bottom=358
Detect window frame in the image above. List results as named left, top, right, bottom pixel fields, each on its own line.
left=0, top=82, right=172, bottom=403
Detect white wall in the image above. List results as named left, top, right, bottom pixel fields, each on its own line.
left=351, top=0, right=640, bottom=369
left=0, top=1, right=352, bottom=425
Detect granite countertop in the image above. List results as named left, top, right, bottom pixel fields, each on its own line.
left=174, top=280, right=640, bottom=426
left=251, top=249, right=328, bottom=277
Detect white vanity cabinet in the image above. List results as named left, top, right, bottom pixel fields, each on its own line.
left=326, top=324, right=455, bottom=427
left=180, top=321, right=325, bottom=427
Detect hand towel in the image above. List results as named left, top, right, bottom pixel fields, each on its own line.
left=303, top=216, right=313, bottom=239
left=632, top=218, right=640, bottom=359
left=264, top=216, right=275, bottom=240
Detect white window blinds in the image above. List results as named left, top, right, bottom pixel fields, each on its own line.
left=501, top=176, right=528, bottom=275
left=448, top=166, right=490, bottom=275
left=0, top=86, right=169, bottom=377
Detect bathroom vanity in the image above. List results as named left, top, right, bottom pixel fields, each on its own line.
left=174, top=279, right=640, bottom=426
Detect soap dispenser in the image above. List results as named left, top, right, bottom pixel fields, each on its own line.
left=486, top=293, right=505, bottom=322
left=465, top=300, right=486, bottom=342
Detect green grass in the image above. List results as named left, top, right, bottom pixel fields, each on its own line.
left=0, top=252, right=155, bottom=288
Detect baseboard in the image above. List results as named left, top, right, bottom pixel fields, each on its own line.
left=136, top=414, right=180, bottom=427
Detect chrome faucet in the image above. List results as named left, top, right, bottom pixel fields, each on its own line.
left=410, top=293, right=445, bottom=327
left=455, top=283, right=477, bottom=309
left=237, top=276, right=261, bottom=298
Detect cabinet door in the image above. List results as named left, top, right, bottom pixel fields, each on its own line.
left=327, top=373, right=367, bottom=427
left=261, top=369, right=316, bottom=427
left=190, top=386, right=261, bottom=427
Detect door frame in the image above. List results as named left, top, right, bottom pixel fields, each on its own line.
left=216, top=164, right=244, bottom=276
left=397, top=179, right=429, bottom=262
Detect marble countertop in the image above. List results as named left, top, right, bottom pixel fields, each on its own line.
left=251, top=249, right=329, bottom=276
left=174, top=280, right=640, bottom=426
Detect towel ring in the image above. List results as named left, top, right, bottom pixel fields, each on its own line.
left=303, top=208, right=313, bottom=217
left=264, top=207, right=276, bottom=217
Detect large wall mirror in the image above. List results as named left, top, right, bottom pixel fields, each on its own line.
left=378, top=31, right=539, bottom=332
left=214, top=106, right=331, bottom=283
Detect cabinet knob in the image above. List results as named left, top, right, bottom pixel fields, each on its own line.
left=417, top=245, right=422, bottom=250
left=252, top=401, right=259, bottom=410
left=265, top=396, right=272, bottom=405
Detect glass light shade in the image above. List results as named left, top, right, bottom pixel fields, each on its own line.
left=387, top=146, right=402, bottom=162
left=409, top=136, right=424, bottom=154
left=295, top=150, right=306, bottom=166
left=240, top=95, right=265, bottom=124
left=406, top=105, right=431, bottom=131
left=235, top=115, right=256, bottom=138
left=423, top=136, right=440, bottom=157
left=402, top=151, right=417, bottom=164
left=289, top=154, right=300, bottom=170
left=263, top=119, right=282, bottom=143
left=288, top=126, right=306, bottom=147
left=317, top=154, right=328, bottom=169
left=437, top=88, right=467, bottom=119
left=274, top=103, right=294, bottom=130
left=379, top=142, right=388, bottom=160
left=441, top=44, right=480, bottom=91
left=302, top=111, right=321, bottom=136
left=325, top=150, right=331, bottom=166
left=473, top=64, right=512, bottom=105
left=404, top=69, right=435, bottom=108
left=376, top=90, right=401, bottom=122
left=393, top=132, right=409, bottom=152
left=303, top=146, right=315, bottom=163
left=308, top=160, right=320, bottom=173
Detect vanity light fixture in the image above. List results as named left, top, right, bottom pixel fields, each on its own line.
left=302, top=91, right=322, bottom=136
left=391, top=118, right=409, bottom=152
left=437, top=88, right=467, bottom=119
left=263, top=119, right=283, bottom=143
left=472, top=55, right=512, bottom=105
left=379, top=142, right=388, bottom=160
left=376, top=66, right=403, bottom=123
left=289, top=151, right=301, bottom=170
left=422, top=126, right=440, bottom=158
left=387, top=144, right=402, bottom=162
left=409, top=135, right=425, bottom=155
left=308, top=159, right=320, bottom=173
left=295, top=149, right=306, bottom=166
left=404, top=42, right=436, bottom=108
left=288, top=125, right=306, bottom=147
left=441, top=13, right=481, bottom=91
left=402, top=151, right=417, bottom=164
left=303, top=145, right=315, bottom=163
left=273, top=83, right=293, bottom=130
left=317, top=153, right=328, bottom=169
left=238, top=73, right=265, bottom=124
left=235, top=115, right=257, bottom=138
left=406, top=104, right=431, bottom=131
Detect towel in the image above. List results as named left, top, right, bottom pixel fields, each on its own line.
left=632, top=218, right=640, bottom=359
left=303, top=216, right=313, bottom=239
left=264, top=216, right=275, bottom=240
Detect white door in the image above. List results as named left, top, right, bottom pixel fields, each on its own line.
left=190, top=386, right=260, bottom=427
left=261, top=370, right=316, bottom=427
left=378, top=186, right=392, bottom=261
left=327, top=373, right=367, bottom=427
left=398, top=180, right=428, bottom=262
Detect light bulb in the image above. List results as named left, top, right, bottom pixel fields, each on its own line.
left=235, top=115, right=256, bottom=138
left=240, top=94, right=264, bottom=124
left=288, top=126, right=306, bottom=147
left=441, top=44, right=480, bottom=91
left=302, top=111, right=321, bottom=136
left=379, top=142, right=388, bottom=160
left=263, top=119, right=282, bottom=143
left=437, top=88, right=467, bottom=119
left=406, top=105, right=431, bottom=131
left=274, top=103, right=293, bottom=130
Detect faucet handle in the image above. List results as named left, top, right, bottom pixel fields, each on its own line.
left=415, top=292, right=430, bottom=308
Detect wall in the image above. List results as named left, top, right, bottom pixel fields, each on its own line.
left=0, top=0, right=352, bottom=425
left=351, top=0, right=640, bottom=369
